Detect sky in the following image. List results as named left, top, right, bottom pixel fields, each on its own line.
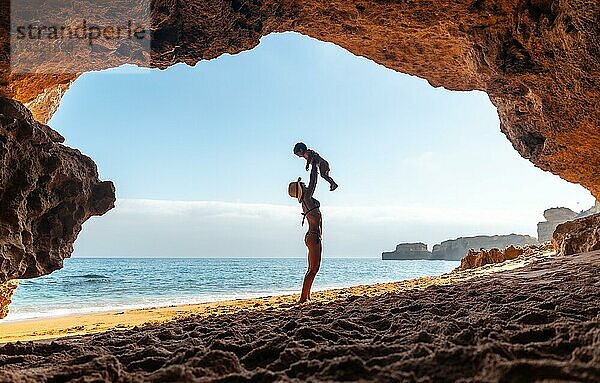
left=48, top=32, right=595, bottom=258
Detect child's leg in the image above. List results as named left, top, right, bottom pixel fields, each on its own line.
left=319, top=162, right=338, bottom=191
left=321, top=170, right=336, bottom=185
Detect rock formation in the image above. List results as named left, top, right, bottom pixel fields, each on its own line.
left=578, top=202, right=600, bottom=218
left=537, top=207, right=577, bottom=242
left=456, top=243, right=551, bottom=271
left=383, top=234, right=538, bottom=261
left=431, top=234, right=538, bottom=261
left=382, top=242, right=432, bottom=260
left=458, top=246, right=523, bottom=271
left=0, top=97, right=115, bottom=286
left=552, top=213, right=600, bottom=256
left=0, top=280, right=18, bottom=319
left=537, top=204, right=599, bottom=242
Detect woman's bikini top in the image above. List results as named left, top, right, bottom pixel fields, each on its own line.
left=300, top=195, right=320, bottom=226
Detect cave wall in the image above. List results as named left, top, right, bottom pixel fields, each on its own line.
left=0, top=98, right=115, bottom=284
left=2, top=0, right=599, bottom=195
left=0, top=0, right=598, bottom=284
left=0, top=279, right=17, bottom=318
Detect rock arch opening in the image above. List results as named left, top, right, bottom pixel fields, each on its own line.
left=46, top=32, right=591, bottom=264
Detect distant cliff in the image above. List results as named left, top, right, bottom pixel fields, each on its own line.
left=430, top=234, right=538, bottom=261
left=382, top=243, right=432, bottom=260
left=384, top=203, right=600, bottom=261
left=383, top=234, right=538, bottom=261
left=537, top=203, right=599, bottom=242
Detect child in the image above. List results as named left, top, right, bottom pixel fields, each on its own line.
left=293, top=142, right=338, bottom=191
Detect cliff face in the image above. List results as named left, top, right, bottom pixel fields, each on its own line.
left=537, top=204, right=599, bottom=242
left=431, top=234, right=538, bottom=261
left=537, top=207, right=578, bottom=242
left=382, top=242, right=432, bottom=260
left=383, top=234, right=538, bottom=261
left=0, top=98, right=115, bottom=285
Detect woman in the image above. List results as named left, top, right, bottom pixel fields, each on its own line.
left=288, top=163, right=322, bottom=303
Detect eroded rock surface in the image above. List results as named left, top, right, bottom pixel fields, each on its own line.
left=553, top=213, right=600, bottom=255
left=459, top=245, right=523, bottom=271
left=0, top=280, right=18, bottom=319
left=0, top=252, right=598, bottom=382
left=456, top=243, right=552, bottom=271
left=0, top=98, right=115, bottom=284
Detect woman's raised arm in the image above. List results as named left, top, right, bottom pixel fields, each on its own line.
left=305, top=163, right=318, bottom=198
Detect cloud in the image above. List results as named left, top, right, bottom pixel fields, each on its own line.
left=73, top=199, right=540, bottom=258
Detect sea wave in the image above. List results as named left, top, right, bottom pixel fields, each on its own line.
left=72, top=274, right=110, bottom=279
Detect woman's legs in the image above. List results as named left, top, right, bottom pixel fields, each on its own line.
left=300, top=232, right=322, bottom=303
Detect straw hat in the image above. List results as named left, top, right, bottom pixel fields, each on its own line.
left=288, top=177, right=303, bottom=202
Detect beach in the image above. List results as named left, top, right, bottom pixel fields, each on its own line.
left=0, top=254, right=540, bottom=344
left=2, top=250, right=598, bottom=381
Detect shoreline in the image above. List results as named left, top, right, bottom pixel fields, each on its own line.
left=1, top=289, right=300, bottom=324
left=0, top=252, right=552, bottom=344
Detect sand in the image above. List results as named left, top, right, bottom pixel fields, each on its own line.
left=0, top=250, right=598, bottom=382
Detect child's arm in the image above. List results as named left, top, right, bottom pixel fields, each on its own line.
left=305, top=156, right=310, bottom=171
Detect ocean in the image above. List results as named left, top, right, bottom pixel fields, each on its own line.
left=5, top=257, right=459, bottom=322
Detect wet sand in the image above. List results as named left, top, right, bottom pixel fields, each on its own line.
left=1, top=251, right=599, bottom=382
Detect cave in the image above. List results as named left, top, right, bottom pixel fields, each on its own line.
left=0, top=0, right=599, bottom=380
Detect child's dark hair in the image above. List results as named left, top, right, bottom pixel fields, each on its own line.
left=293, top=142, right=307, bottom=154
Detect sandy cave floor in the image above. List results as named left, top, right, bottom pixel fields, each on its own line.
left=0, top=251, right=599, bottom=382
